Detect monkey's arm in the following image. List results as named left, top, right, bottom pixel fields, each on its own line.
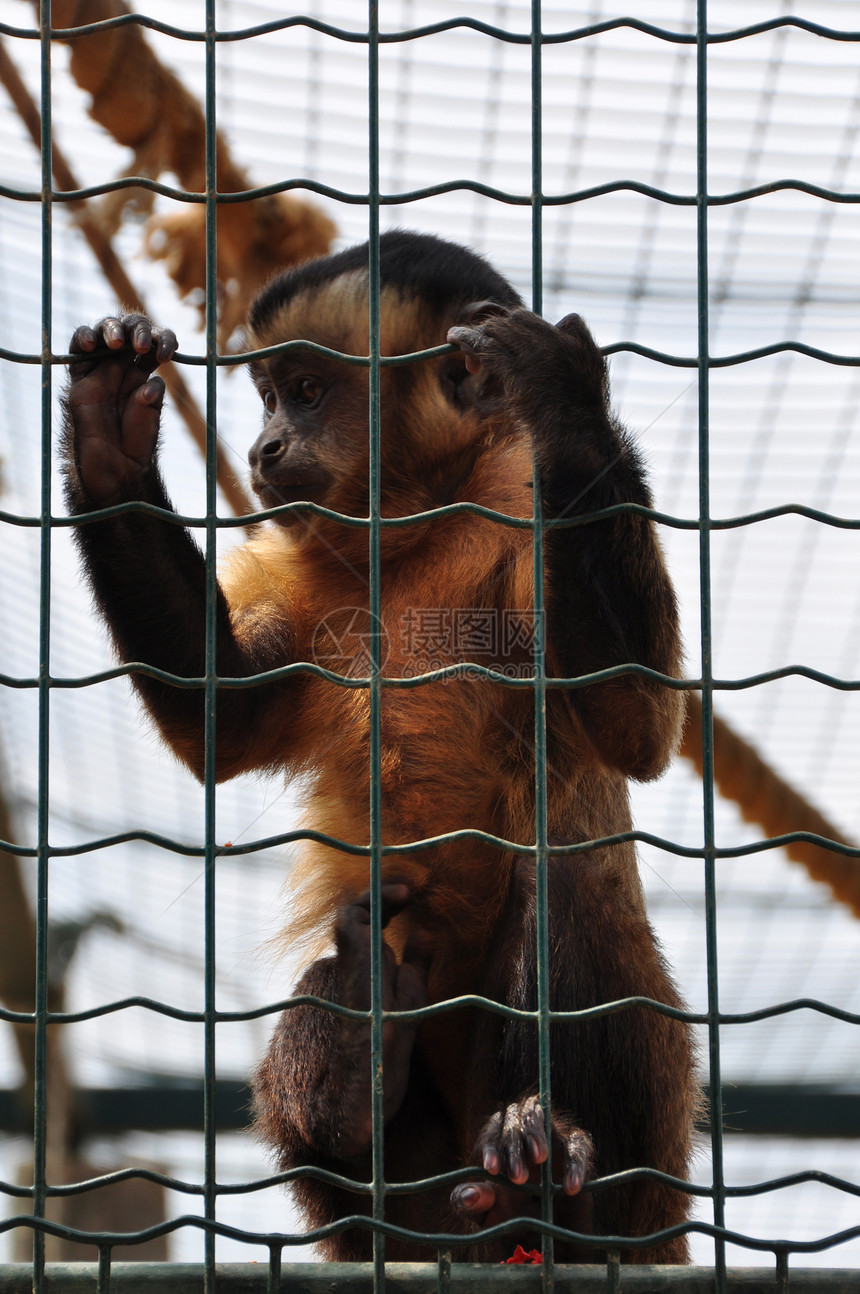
left=61, top=315, right=298, bottom=780
left=449, top=311, right=683, bottom=780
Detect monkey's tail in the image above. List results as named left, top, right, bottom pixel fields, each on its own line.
left=680, top=694, right=860, bottom=918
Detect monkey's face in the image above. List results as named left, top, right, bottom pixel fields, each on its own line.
left=246, top=351, right=369, bottom=521
left=245, top=279, right=374, bottom=524
left=244, top=275, right=497, bottom=526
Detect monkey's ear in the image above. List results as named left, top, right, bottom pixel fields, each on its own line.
left=455, top=299, right=509, bottom=326
left=440, top=351, right=474, bottom=411
left=555, top=312, right=610, bottom=405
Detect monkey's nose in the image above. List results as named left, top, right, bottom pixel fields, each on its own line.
left=248, top=433, right=287, bottom=470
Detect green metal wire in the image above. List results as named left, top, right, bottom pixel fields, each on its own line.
left=33, top=2, right=53, bottom=1290
left=366, top=4, right=387, bottom=1286
left=6, top=168, right=860, bottom=213
left=5, top=11, right=860, bottom=44
left=32, top=2, right=51, bottom=1283
left=97, top=1243, right=111, bottom=1294
left=528, top=1, right=554, bottom=1285
left=203, top=2, right=219, bottom=1286
left=694, top=4, right=725, bottom=1288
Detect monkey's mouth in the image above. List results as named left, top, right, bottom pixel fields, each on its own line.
left=251, top=471, right=332, bottom=518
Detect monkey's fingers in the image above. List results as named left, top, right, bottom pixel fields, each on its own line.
left=334, top=882, right=414, bottom=1009
left=448, top=314, right=529, bottom=379
left=399, top=927, right=434, bottom=982
left=390, top=930, right=433, bottom=1012
left=68, top=320, right=121, bottom=379
left=110, top=313, right=178, bottom=378
left=132, top=377, right=168, bottom=416
left=71, top=373, right=165, bottom=507
left=68, top=315, right=178, bottom=380
left=450, top=299, right=512, bottom=372
left=344, top=879, right=415, bottom=930
left=446, top=325, right=489, bottom=375
left=69, top=322, right=105, bottom=355
left=124, top=314, right=178, bottom=375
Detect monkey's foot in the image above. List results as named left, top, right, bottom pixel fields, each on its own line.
left=451, top=1096, right=593, bottom=1227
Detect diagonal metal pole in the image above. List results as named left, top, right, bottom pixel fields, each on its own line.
left=0, top=37, right=252, bottom=520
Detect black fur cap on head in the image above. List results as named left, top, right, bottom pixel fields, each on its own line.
left=248, top=230, right=525, bottom=336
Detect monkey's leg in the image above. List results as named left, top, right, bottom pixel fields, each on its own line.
left=453, top=853, right=695, bottom=1264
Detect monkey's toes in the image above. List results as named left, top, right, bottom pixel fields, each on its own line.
left=558, top=1127, right=593, bottom=1195
left=450, top=1181, right=498, bottom=1217
left=476, top=1096, right=549, bottom=1185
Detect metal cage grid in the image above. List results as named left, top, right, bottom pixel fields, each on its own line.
left=0, top=3, right=859, bottom=1292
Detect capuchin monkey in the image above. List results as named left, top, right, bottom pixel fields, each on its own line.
left=61, top=230, right=696, bottom=1263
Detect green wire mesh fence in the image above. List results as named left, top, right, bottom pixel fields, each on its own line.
left=1, top=3, right=859, bottom=1292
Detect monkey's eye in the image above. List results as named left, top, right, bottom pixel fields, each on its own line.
left=261, top=388, right=277, bottom=417
left=290, top=377, right=325, bottom=409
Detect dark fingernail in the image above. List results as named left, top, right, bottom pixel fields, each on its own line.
left=458, top=1186, right=480, bottom=1206
left=483, top=1150, right=499, bottom=1174
left=142, top=380, right=161, bottom=402
left=107, top=324, right=123, bottom=343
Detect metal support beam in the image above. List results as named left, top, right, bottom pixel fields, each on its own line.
left=0, top=1266, right=857, bottom=1294
left=1, top=1082, right=858, bottom=1139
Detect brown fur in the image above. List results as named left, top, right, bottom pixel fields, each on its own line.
left=240, top=267, right=696, bottom=1260
left=60, top=232, right=697, bottom=1264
